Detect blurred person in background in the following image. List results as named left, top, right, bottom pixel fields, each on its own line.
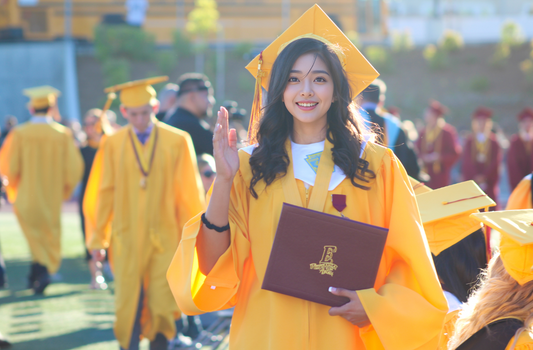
left=507, top=108, right=533, bottom=191
left=0, top=86, right=83, bottom=295
left=416, top=100, right=461, bottom=189
left=79, top=108, right=109, bottom=289
left=460, top=107, right=502, bottom=207
left=165, top=73, right=215, bottom=156
left=359, top=79, right=422, bottom=179
left=155, top=83, right=179, bottom=122
left=0, top=116, right=17, bottom=147
left=197, top=154, right=216, bottom=193
left=84, top=76, right=205, bottom=350
left=222, top=100, right=248, bottom=147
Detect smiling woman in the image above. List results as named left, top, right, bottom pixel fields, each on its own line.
left=167, top=5, right=448, bottom=350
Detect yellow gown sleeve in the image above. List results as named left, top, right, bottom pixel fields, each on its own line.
left=83, top=137, right=114, bottom=250
left=63, top=133, right=84, bottom=200
left=438, top=310, right=460, bottom=350
left=173, top=133, right=206, bottom=235
left=167, top=151, right=251, bottom=315
left=506, top=177, right=531, bottom=210
left=0, top=131, right=20, bottom=202
left=356, top=149, right=448, bottom=350
left=506, top=331, right=533, bottom=350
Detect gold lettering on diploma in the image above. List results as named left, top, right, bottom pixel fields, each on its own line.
left=310, top=245, right=338, bottom=276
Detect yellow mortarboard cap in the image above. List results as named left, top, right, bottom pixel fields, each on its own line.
left=409, top=176, right=432, bottom=195
left=23, top=86, right=61, bottom=110
left=417, top=180, right=496, bottom=256
left=104, top=76, right=168, bottom=108
left=245, top=4, right=379, bottom=144
left=470, top=210, right=533, bottom=285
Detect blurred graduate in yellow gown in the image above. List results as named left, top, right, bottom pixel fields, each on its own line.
left=0, top=86, right=83, bottom=294
left=83, top=76, right=205, bottom=350
left=167, top=5, right=448, bottom=350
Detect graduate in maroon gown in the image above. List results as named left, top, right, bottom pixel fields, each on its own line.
left=507, top=107, right=533, bottom=191
left=416, top=100, right=461, bottom=189
left=460, top=107, right=502, bottom=206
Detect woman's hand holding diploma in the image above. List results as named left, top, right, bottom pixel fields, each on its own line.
left=328, top=287, right=371, bottom=328
left=197, top=107, right=239, bottom=276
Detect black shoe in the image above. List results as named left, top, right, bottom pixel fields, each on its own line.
left=27, top=263, right=38, bottom=289
left=0, top=334, right=11, bottom=349
left=32, top=263, right=50, bottom=295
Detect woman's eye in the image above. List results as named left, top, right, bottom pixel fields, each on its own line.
left=288, top=77, right=299, bottom=82
left=315, top=77, right=327, bottom=82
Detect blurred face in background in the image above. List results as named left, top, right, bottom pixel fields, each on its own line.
left=83, top=114, right=99, bottom=141
left=121, top=103, right=159, bottom=133
left=472, top=117, right=492, bottom=135
left=520, top=117, right=533, bottom=134
left=423, top=108, right=440, bottom=128
left=199, top=163, right=216, bottom=192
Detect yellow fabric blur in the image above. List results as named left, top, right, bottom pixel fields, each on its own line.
left=104, top=76, right=168, bottom=108
left=23, top=85, right=61, bottom=110
left=471, top=210, right=533, bottom=285
left=506, top=176, right=532, bottom=210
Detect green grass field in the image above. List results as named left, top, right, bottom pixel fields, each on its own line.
left=0, top=211, right=153, bottom=350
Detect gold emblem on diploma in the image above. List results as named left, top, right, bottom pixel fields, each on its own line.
left=310, top=245, right=338, bottom=276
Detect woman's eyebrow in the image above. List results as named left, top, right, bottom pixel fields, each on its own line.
left=290, top=69, right=330, bottom=76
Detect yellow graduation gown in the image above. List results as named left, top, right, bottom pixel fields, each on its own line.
left=506, top=175, right=532, bottom=210
left=507, top=331, right=533, bottom=350
left=438, top=309, right=460, bottom=349
left=167, top=139, right=448, bottom=350
left=0, top=121, right=83, bottom=273
left=83, top=122, right=205, bottom=349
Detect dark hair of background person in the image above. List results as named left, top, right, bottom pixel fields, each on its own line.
left=248, top=38, right=375, bottom=199
left=361, top=79, right=386, bottom=104
left=176, top=73, right=212, bottom=97
left=433, top=229, right=488, bottom=303
left=33, top=106, right=50, bottom=115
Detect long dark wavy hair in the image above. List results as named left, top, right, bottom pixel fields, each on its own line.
left=248, top=38, right=375, bottom=198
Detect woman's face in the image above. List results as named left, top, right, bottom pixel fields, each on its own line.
left=283, top=53, right=334, bottom=132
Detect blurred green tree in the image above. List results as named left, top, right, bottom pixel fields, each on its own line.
left=186, top=0, right=220, bottom=72
left=439, top=30, right=464, bottom=52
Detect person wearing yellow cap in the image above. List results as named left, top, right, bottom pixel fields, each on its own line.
left=0, top=85, right=83, bottom=294
left=416, top=181, right=495, bottom=349
left=448, top=210, right=533, bottom=350
left=506, top=174, right=532, bottom=210
left=167, top=5, right=447, bottom=350
left=83, top=76, right=205, bottom=350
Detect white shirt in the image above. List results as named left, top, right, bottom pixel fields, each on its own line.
left=444, top=291, right=463, bottom=312
left=30, top=116, right=53, bottom=124
left=241, top=136, right=369, bottom=191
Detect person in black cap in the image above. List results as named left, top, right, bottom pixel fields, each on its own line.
left=165, top=73, right=215, bottom=156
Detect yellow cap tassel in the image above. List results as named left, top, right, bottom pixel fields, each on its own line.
left=95, top=92, right=116, bottom=136
left=247, top=51, right=265, bottom=145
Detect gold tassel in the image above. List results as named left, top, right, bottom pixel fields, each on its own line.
left=96, top=92, right=116, bottom=136
left=248, top=52, right=265, bottom=145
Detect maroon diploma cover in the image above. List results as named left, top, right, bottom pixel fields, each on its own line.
left=262, top=203, right=389, bottom=307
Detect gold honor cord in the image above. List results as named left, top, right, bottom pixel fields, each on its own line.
left=128, top=128, right=158, bottom=189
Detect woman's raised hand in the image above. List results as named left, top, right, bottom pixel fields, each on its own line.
left=213, top=107, right=239, bottom=183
